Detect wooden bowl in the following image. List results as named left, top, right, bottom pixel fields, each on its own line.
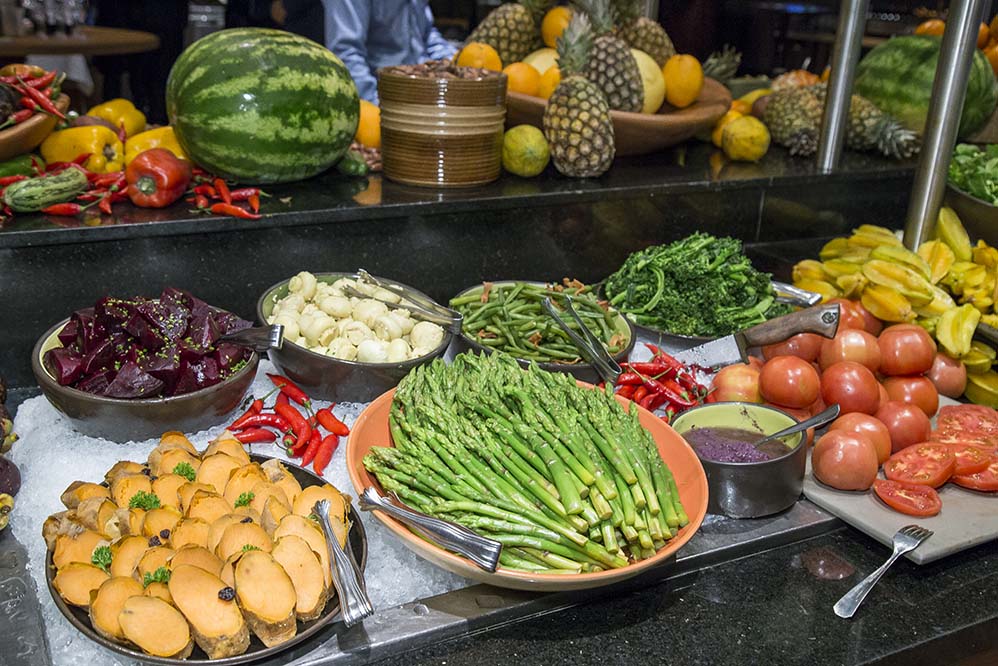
left=0, top=93, right=70, bottom=162
left=506, top=78, right=731, bottom=156
left=346, top=385, right=709, bottom=592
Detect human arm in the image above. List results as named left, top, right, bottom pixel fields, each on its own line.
left=422, top=5, right=457, bottom=61
left=320, top=0, right=379, bottom=103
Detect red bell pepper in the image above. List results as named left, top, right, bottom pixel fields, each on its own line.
left=125, top=148, right=192, bottom=208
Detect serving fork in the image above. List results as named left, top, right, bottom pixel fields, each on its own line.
left=833, top=524, right=933, bottom=619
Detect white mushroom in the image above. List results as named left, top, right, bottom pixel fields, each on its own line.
left=386, top=338, right=411, bottom=363
left=327, top=339, right=358, bottom=361
left=372, top=287, right=402, bottom=304
left=356, top=339, right=389, bottom=363
left=271, top=313, right=300, bottom=340
left=299, top=312, right=334, bottom=344
left=352, top=299, right=389, bottom=328
left=410, top=321, right=445, bottom=352
left=341, top=320, right=376, bottom=346
left=388, top=310, right=415, bottom=335
left=288, top=271, right=318, bottom=300
left=318, top=295, right=352, bottom=319
left=275, top=292, right=306, bottom=314
left=373, top=314, right=404, bottom=341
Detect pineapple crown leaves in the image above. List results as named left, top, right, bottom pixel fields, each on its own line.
left=556, top=12, right=594, bottom=77
left=612, top=0, right=642, bottom=24
left=876, top=118, right=921, bottom=159
left=572, top=0, right=617, bottom=36
left=519, top=0, right=556, bottom=22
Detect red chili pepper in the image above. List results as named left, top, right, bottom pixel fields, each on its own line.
left=228, top=187, right=260, bottom=200
left=195, top=194, right=209, bottom=209
left=639, top=394, right=655, bottom=410
left=209, top=202, right=262, bottom=219
left=214, top=177, right=232, bottom=204
left=315, top=407, right=350, bottom=436
left=110, top=189, right=129, bottom=202
left=616, top=385, right=636, bottom=400
left=632, top=385, right=649, bottom=404
left=248, top=193, right=260, bottom=213
left=76, top=191, right=104, bottom=202
left=230, top=399, right=264, bottom=430
left=17, top=79, right=65, bottom=119
left=70, top=152, right=91, bottom=165
left=233, top=428, right=277, bottom=444
left=41, top=203, right=82, bottom=216
left=30, top=156, right=43, bottom=175
left=312, top=435, right=339, bottom=475
left=45, top=160, right=71, bottom=172
left=19, top=97, right=37, bottom=111
left=646, top=377, right=697, bottom=408
left=275, top=402, right=311, bottom=450
left=91, top=170, right=124, bottom=188
left=126, top=148, right=193, bottom=208
left=98, top=195, right=113, bottom=215
left=647, top=393, right=667, bottom=410
left=300, top=430, right=323, bottom=467
left=43, top=86, right=54, bottom=99
left=9, top=108, right=32, bottom=124
left=276, top=392, right=290, bottom=408
left=622, top=362, right=675, bottom=377
left=233, top=412, right=291, bottom=431
left=614, top=372, right=644, bottom=386
left=117, top=122, right=127, bottom=144
left=0, top=175, right=27, bottom=186
left=283, top=432, right=298, bottom=457
left=267, top=374, right=312, bottom=410
left=26, top=70, right=56, bottom=89
left=193, top=183, right=217, bottom=198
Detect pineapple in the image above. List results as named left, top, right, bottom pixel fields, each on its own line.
left=702, top=45, right=742, bottom=86
left=811, top=84, right=921, bottom=159
left=467, top=0, right=552, bottom=66
left=574, top=0, right=644, bottom=112
left=543, top=13, right=615, bottom=177
left=612, top=0, right=675, bottom=67
left=762, top=86, right=823, bottom=157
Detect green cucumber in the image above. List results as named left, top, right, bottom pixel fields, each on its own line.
left=335, top=149, right=368, bottom=177
left=3, top=167, right=88, bottom=212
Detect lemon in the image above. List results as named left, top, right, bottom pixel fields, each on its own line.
left=721, top=115, right=771, bottom=162
left=523, top=47, right=558, bottom=75
left=630, top=49, right=666, bottom=114
left=502, top=125, right=550, bottom=177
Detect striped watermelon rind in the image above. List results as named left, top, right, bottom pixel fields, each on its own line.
left=854, top=35, right=998, bottom=139
left=166, top=28, right=359, bottom=184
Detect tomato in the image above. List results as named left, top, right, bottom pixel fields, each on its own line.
left=759, top=355, right=821, bottom=408
left=827, top=298, right=866, bottom=330
left=766, top=403, right=814, bottom=445
left=877, top=382, right=889, bottom=410
left=829, top=413, right=892, bottom=464
left=876, top=400, right=932, bottom=453
left=852, top=300, right=883, bottom=336
left=878, top=325, right=936, bottom=376
left=933, top=404, right=998, bottom=448
left=811, top=431, right=879, bottom=491
left=820, top=361, right=881, bottom=415
left=746, top=356, right=764, bottom=372
left=951, top=450, right=998, bottom=492
left=883, top=442, right=955, bottom=487
left=873, top=479, right=942, bottom=517
left=948, top=443, right=993, bottom=476
left=883, top=375, right=939, bottom=418
left=710, top=363, right=762, bottom=402
left=818, top=328, right=881, bottom=372
left=926, top=353, right=967, bottom=399
left=808, top=394, right=827, bottom=417
left=762, top=333, right=823, bottom=362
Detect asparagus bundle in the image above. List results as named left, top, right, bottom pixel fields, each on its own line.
left=363, top=353, right=689, bottom=574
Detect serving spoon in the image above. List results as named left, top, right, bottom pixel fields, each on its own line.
left=753, top=404, right=840, bottom=449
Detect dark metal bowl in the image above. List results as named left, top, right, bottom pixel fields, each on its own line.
left=257, top=272, right=452, bottom=402
left=45, top=453, right=369, bottom=665
left=450, top=281, right=636, bottom=384
left=31, top=319, right=258, bottom=444
left=945, top=183, right=998, bottom=247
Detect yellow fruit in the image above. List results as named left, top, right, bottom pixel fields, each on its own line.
left=737, top=88, right=772, bottom=106
left=541, top=6, right=572, bottom=49
left=523, top=48, right=558, bottom=75
left=662, top=54, right=704, bottom=109
left=721, top=115, right=770, bottom=162
left=457, top=42, right=502, bottom=71
left=630, top=49, right=666, bottom=113
left=729, top=99, right=752, bottom=115
left=537, top=66, right=561, bottom=100
left=354, top=100, right=380, bottom=149
left=711, top=109, right=742, bottom=148
left=503, top=62, right=541, bottom=96
left=502, top=125, right=550, bottom=177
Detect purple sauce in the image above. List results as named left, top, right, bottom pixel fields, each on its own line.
left=682, top=427, right=794, bottom=463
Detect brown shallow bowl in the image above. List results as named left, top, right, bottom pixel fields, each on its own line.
left=31, top=319, right=258, bottom=443
left=256, top=272, right=453, bottom=402
left=0, top=93, right=70, bottom=161
left=45, top=453, right=368, bottom=665
left=346, top=384, right=708, bottom=592
left=506, top=78, right=731, bottom=157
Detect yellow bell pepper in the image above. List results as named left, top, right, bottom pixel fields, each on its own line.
left=124, top=126, right=188, bottom=165
left=40, top=126, right=124, bottom=173
left=86, top=98, right=146, bottom=138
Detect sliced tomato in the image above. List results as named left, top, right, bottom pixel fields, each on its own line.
left=948, top=443, right=993, bottom=476
left=933, top=405, right=998, bottom=448
left=873, top=479, right=942, bottom=517
left=951, top=451, right=998, bottom=492
left=883, top=442, right=955, bottom=488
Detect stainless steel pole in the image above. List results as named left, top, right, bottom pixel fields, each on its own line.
left=903, top=0, right=989, bottom=249
left=815, top=0, right=871, bottom=172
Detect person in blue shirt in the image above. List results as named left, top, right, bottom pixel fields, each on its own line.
left=320, top=0, right=458, bottom=104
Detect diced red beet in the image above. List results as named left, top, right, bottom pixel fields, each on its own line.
left=187, top=310, right=222, bottom=348
left=81, top=338, right=114, bottom=375
left=103, top=361, right=165, bottom=399
left=94, top=296, right=138, bottom=328
left=57, top=319, right=79, bottom=347
left=198, top=357, right=221, bottom=387
left=43, top=348, right=84, bottom=385
left=77, top=369, right=115, bottom=394
left=139, top=346, right=181, bottom=389
left=212, top=309, right=252, bottom=335
left=137, top=300, right=190, bottom=340
left=123, top=312, right=165, bottom=350
left=214, top=343, right=247, bottom=371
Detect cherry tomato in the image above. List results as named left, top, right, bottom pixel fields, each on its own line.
left=878, top=325, right=936, bottom=376
left=882, top=375, right=939, bottom=418
left=759, top=356, right=821, bottom=408
left=820, top=361, right=881, bottom=415
left=852, top=300, right=883, bottom=336
left=951, top=450, right=998, bottom=492
left=827, top=298, right=866, bottom=330
left=811, top=430, right=879, bottom=491
left=873, top=479, right=942, bottom=517
left=710, top=363, right=762, bottom=403
left=876, top=400, right=932, bottom=453
left=884, top=442, right=955, bottom=487
left=926, top=352, right=967, bottom=399
left=829, top=412, right=892, bottom=464
left=766, top=403, right=814, bottom=445
left=762, top=333, right=823, bottom=362
left=948, top=443, right=993, bottom=476
left=819, top=328, right=881, bottom=372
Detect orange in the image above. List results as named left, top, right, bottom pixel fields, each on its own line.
left=914, top=19, right=945, bottom=37
left=537, top=66, right=561, bottom=100
left=729, top=99, right=752, bottom=115
left=354, top=99, right=380, bottom=149
left=979, top=22, right=991, bottom=49
left=457, top=42, right=502, bottom=71
left=711, top=109, right=742, bottom=148
left=503, top=62, right=542, bottom=96
left=820, top=66, right=830, bottom=82
left=541, top=6, right=572, bottom=49
left=661, top=54, right=704, bottom=109
left=991, top=15, right=998, bottom=40
left=984, top=42, right=998, bottom=76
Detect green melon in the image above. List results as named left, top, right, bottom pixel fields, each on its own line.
left=166, top=28, right=359, bottom=184
left=854, top=35, right=998, bottom=139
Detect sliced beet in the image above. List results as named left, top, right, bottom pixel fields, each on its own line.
left=137, top=300, right=190, bottom=340
left=123, top=312, right=165, bottom=351
left=43, top=348, right=84, bottom=385
left=214, top=343, right=247, bottom=372
left=187, top=310, right=221, bottom=348
left=198, top=357, right=221, bottom=387
left=95, top=296, right=138, bottom=328
left=103, top=361, right=164, bottom=399
left=77, top=369, right=115, bottom=394
left=80, top=337, right=114, bottom=375
left=213, top=309, right=252, bottom=335
left=140, top=346, right=181, bottom=391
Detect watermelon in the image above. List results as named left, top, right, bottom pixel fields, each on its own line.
left=854, top=35, right=998, bottom=139
left=166, top=28, right=359, bottom=184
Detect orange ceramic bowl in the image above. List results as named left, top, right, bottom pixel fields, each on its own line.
left=346, top=385, right=709, bottom=592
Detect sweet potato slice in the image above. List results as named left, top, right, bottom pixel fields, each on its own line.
left=89, top=576, right=144, bottom=642
left=272, top=535, right=328, bottom=621
left=208, top=514, right=244, bottom=554
left=135, top=546, right=175, bottom=582
left=234, top=550, right=297, bottom=647
left=61, top=481, right=112, bottom=510
left=178, top=482, right=215, bottom=512
left=142, top=507, right=183, bottom=544
left=171, top=545, right=224, bottom=578
left=43, top=511, right=84, bottom=550
left=118, top=596, right=194, bottom=659
left=159, top=431, right=199, bottom=455
left=186, top=491, right=232, bottom=524
left=232, top=506, right=262, bottom=524
left=110, top=474, right=153, bottom=509
left=215, top=522, right=272, bottom=562
left=273, top=515, right=331, bottom=588
left=53, top=562, right=109, bottom=607
left=168, top=564, right=250, bottom=659
left=53, top=529, right=104, bottom=570
left=249, top=481, right=290, bottom=515
left=293, top=485, right=347, bottom=547
left=104, top=507, right=145, bottom=540
left=109, top=535, right=148, bottom=578
left=196, top=453, right=243, bottom=494
left=144, top=581, right=173, bottom=605
left=151, top=448, right=201, bottom=479
left=171, top=518, right=210, bottom=550
left=151, top=474, right=188, bottom=510
left=260, top=496, right=292, bottom=536
left=104, top=461, right=146, bottom=486
left=261, top=459, right=302, bottom=504
left=74, top=497, right=118, bottom=535
left=222, top=464, right=269, bottom=506
left=203, top=436, right=251, bottom=465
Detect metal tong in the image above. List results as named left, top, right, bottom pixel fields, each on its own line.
left=343, top=269, right=464, bottom=335
left=218, top=323, right=284, bottom=352
left=772, top=281, right=822, bottom=307
left=359, top=487, right=502, bottom=572
left=541, top=296, right=622, bottom=385
left=313, top=499, right=374, bottom=628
